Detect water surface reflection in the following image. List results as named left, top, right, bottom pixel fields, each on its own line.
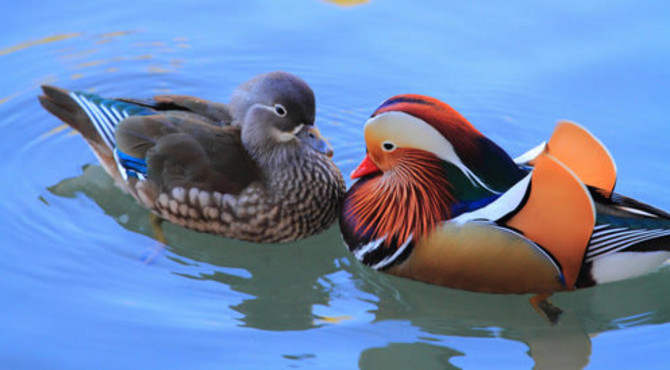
left=48, top=164, right=670, bottom=368
left=49, top=165, right=346, bottom=331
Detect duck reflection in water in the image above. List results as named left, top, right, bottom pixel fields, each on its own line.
left=48, top=164, right=343, bottom=331
left=48, top=164, right=670, bottom=368
left=353, top=260, right=670, bottom=369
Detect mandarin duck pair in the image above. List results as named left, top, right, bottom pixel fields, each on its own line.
left=40, top=73, right=669, bottom=321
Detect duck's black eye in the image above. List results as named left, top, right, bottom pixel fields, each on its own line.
left=274, top=104, right=287, bottom=117
left=382, top=141, right=396, bottom=152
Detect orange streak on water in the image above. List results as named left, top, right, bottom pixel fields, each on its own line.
left=0, top=33, right=81, bottom=56
left=323, top=0, right=369, bottom=6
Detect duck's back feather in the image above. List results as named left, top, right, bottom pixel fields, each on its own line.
left=118, top=95, right=233, bottom=126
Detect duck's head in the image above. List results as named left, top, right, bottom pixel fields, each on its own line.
left=352, top=94, right=523, bottom=193
left=352, top=94, right=485, bottom=181
left=343, top=94, right=523, bottom=246
left=231, top=71, right=333, bottom=165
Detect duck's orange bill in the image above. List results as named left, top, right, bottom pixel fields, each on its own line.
left=351, top=154, right=381, bottom=179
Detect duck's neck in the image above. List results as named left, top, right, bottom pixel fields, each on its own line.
left=265, top=149, right=316, bottom=190
left=344, top=149, right=524, bottom=247
left=280, top=151, right=345, bottom=239
left=345, top=151, right=457, bottom=247
left=232, top=143, right=344, bottom=242
left=458, top=136, right=526, bottom=194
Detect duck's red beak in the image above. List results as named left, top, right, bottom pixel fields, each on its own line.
left=351, top=154, right=381, bottom=179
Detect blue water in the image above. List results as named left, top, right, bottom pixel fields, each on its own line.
left=2, top=1, right=669, bottom=368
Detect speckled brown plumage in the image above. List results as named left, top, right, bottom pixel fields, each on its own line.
left=140, top=152, right=344, bottom=242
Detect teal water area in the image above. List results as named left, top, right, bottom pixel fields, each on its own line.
left=1, top=1, right=669, bottom=368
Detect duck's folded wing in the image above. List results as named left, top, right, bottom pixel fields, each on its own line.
left=118, top=95, right=233, bottom=126
left=438, top=153, right=595, bottom=291
left=115, top=114, right=260, bottom=195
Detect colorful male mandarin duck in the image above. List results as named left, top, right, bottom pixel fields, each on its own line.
left=340, top=94, right=670, bottom=320
left=39, top=71, right=345, bottom=243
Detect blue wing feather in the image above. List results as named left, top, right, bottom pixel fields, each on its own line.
left=114, top=149, right=148, bottom=180
left=69, top=91, right=153, bottom=180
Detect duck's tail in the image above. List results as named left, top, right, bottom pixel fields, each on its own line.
left=38, top=85, right=152, bottom=186
left=579, top=191, right=670, bottom=287
left=39, top=85, right=108, bottom=147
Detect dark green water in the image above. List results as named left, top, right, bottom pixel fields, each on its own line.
left=2, top=1, right=669, bottom=368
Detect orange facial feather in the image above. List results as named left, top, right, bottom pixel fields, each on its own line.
left=348, top=149, right=454, bottom=248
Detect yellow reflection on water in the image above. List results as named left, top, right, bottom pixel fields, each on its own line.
left=0, top=91, right=22, bottom=105
left=59, top=49, right=97, bottom=60
left=0, top=82, right=51, bottom=105
left=95, top=31, right=135, bottom=45
left=323, top=0, right=369, bottom=6
left=0, top=33, right=81, bottom=56
left=147, top=65, right=173, bottom=74
left=40, top=124, right=71, bottom=140
left=74, top=60, right=107, bottom=69
left=134, top=41, right=167, bottom=48
left=98, top=31, right=134, bottom=39
left=314, top=315, right=353, bottom=324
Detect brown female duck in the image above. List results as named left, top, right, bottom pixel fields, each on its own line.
left=39, top=71, right=345, bottom=242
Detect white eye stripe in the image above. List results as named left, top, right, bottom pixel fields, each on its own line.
left=366, top=111, right=500, bottom=194
left=249, top=103, right=274, bottom=113
left=249, top=103, right=288, bottom=117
